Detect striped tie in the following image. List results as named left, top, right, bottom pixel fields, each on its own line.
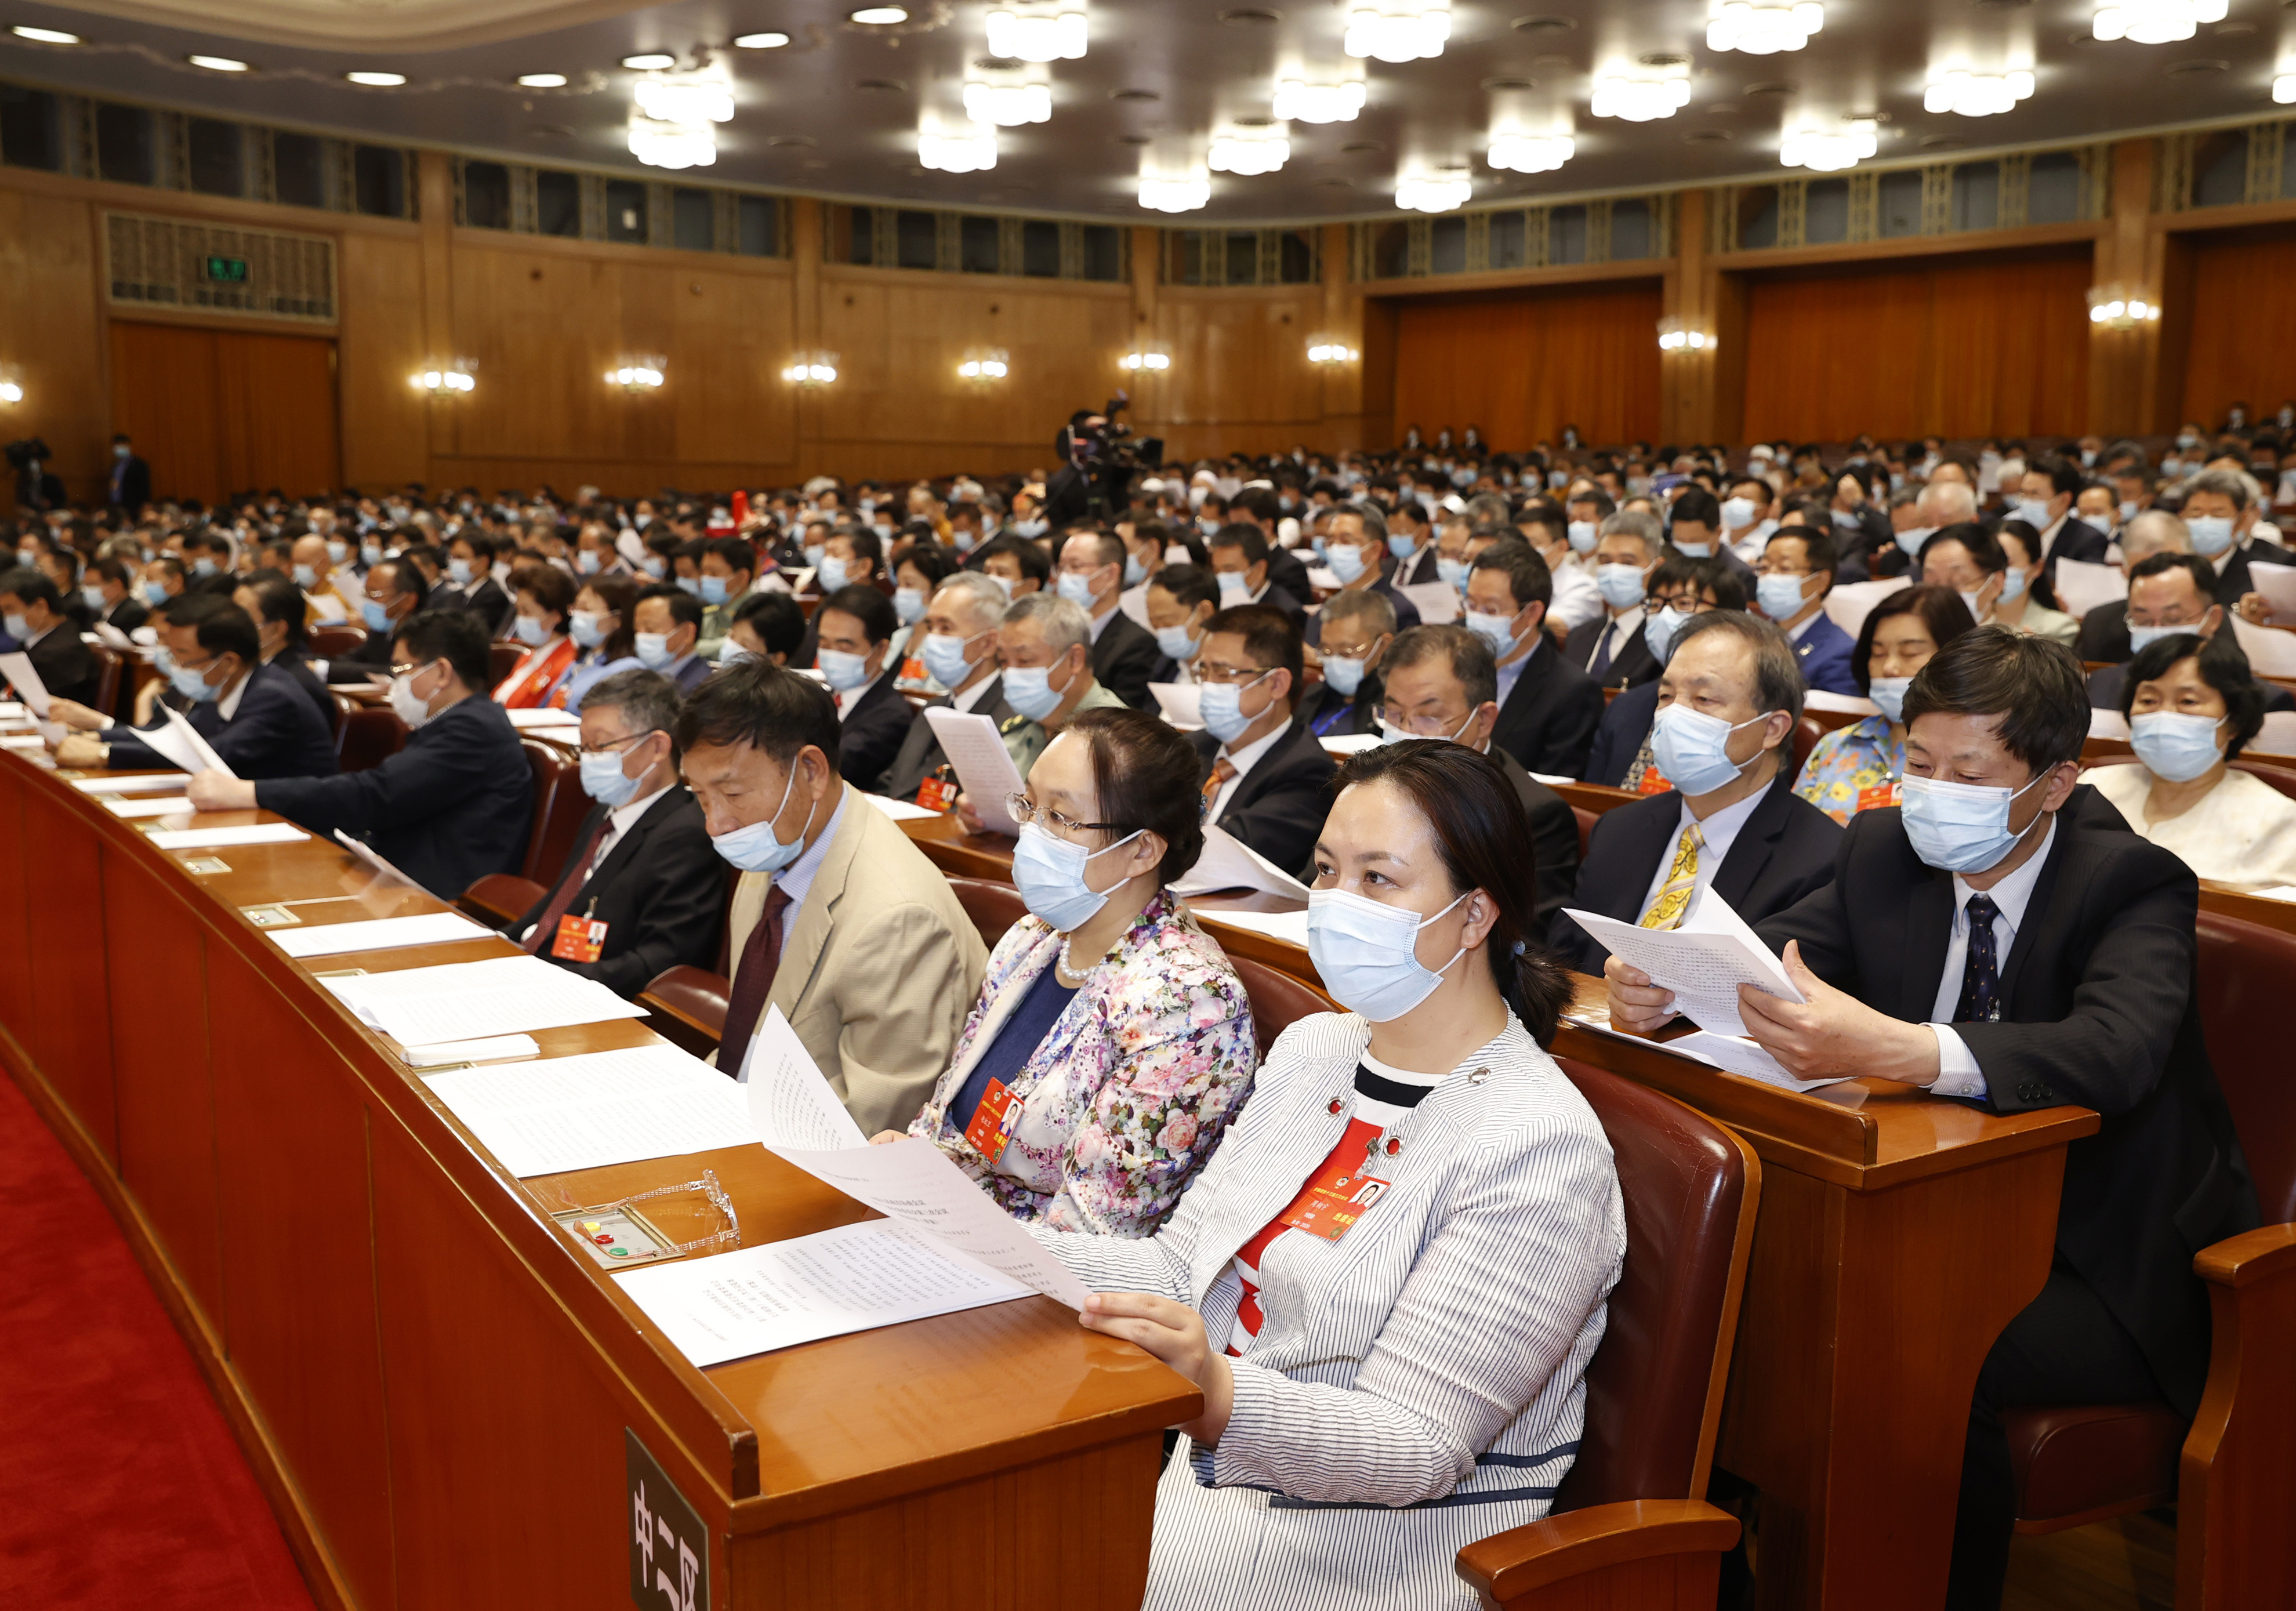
left=1640, top=823, right=1704, bottom=930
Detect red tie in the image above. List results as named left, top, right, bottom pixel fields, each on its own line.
left=522, top=814, right=610, bottom=954
left=717, top=886, right=794, bottom=1073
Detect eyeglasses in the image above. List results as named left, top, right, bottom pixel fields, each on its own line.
left=578, top=728, right=661, bottom=759
left=1194, top=663, right=1272, bottom=688
left=1006, top=792, right=1125, bottom=839
left=596, top=1169, right=741, bottom=1258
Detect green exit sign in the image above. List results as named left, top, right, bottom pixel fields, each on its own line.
left=202, top=255, right=249, bottom=283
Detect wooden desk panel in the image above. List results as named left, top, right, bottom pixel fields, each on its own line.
left=2200, top=882, right=2296, bottom=937
left=0, top=753, right=1194, bottom=1611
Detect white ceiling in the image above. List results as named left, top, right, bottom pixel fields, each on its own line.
left=3, top=0, right=2289, bottom=222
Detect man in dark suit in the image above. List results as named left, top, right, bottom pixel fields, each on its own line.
left=1207, top=525, right=1305, bottom=627
left=107, top=433, right=151, bottom=511
left=632, top=585, right=712, bottom=693
left=1562, top=511, right=1667, bottom=690
left=1463, top=542, right=1604, bottom=778
left=1756, top=524, right=1860, bottom=695
left=1294, top=587, right=1391, bottom=739
left=443, top=532, right=514, bottom=636
left=812, top=583, right=913, bottom=793
left=2183, top=467, right=2296, bottom=619
left=1609, top=627, right=2257, bottom=1611
left=231, top=570, right=340, bottom=734
left=1054, top=531, right=1160, bottom=710
left=1657, top=486, right=1760, bottom=595
left=1142, top=563, right=1218, bottom=686
left=0, top=565, right=100, bottom=707
left=1581, top=556, right=1746, bottom=788
left=2070, top=509, right=2193, bottom=663
left=1226, top=486, right=1314, bottom=601
left=2014, top=454, right=2109, bottom=611
left=1388, top=502, right=1441, bottom=587
left=880, top=572, right=1013, bottom=801
left=85, top=557, right=151, bottom=635
left=1187, top=604, right=1335, bottom=875
left=509, top=669, right=723, bottom=999
left=192, top=609, right=532, bottom=899
left=1550, top=611, right=1840, bottom=973
left=2085, top=553, right=2296, bottom=712
left=327, top=557, right=426, bottom=684
left=1303, top=504, right=1421, bottom=648
left=1378, top=623, right=1580, bottom=929
left=53, top=596, right=336, bottom=779
left=180, top=531, right=238, bottom=597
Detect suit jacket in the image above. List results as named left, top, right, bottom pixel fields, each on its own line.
left=1758, top=788, right=2258, bottom=1414
left=99, top=594, right=150, bottom=634
left=445, top=576, right=513, bottom=636
left=1790, top=611, right=1860, bottom=696
left=835, top=670, right=916, bottom=794
left=1489, top=637, right=1604, bottom=781
left=256, top=695, right=532, bottom=899
left=1090, top=607, right=1162, bottom=711
left=2088, top=659, right=2296, bottom=714
left=324, top=626, right=398, bottom=684
left=1396, top=545, right=1442, bottom=588
left=1584, top=681, right=1660, bottom=788
left=271, top=650, right=339, bottom=734
left=20, top=622, right=100, bottom=707
left=882, top=677, right=1018, bottom=802
left=2214, top=538, right=2295, bottom=608
left=108, top=453, right=151, bottom=509
left=512, top=787, right=724, bottom=999
left=2041, top=516, right=2110, bottom=569
left=1562, top=614, right=1659, bottom=691
left=1303, top=572, right=1423, bottom=647
left=1264, top=544, right=1312, bottom=604
left=1295, top=675, right=1380, bottom=739
left=105, top=662, right=338, bottom=782
left=2075, top=600, right=2130, bottom=664
left=721, top=783, right=988, bottom=1134
left=1039, top=1013, right=1623, bottom=1606
left=1548, top=767, right=1841, bottom=976
left=1192, top=717, right=1337, bottom=876
left=1252, top=582, right=1308, bottom=627
left=1495, top=747, right=1583, bottom=935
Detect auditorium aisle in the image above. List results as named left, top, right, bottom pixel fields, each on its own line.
left=0, top=1070, right=315, bottom=1610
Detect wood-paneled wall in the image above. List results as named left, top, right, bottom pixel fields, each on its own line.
left=1736, top=246, right=2095, bottom=443
left=2175, top=224, right=2296, bottom=431
left=110, top=322, right=340, bottom=503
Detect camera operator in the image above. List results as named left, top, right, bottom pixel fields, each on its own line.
left=1042, top=396, right=1160, bottom=527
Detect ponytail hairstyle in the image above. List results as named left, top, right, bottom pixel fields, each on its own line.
left=1329, top=739, right=1572, bottom=1044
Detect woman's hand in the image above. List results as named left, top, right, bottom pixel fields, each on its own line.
left=1080, top=1292, right=1234, bottom=1447
left=868, top=1130, right=904, bottom=1146
left=953, top=791, right=987, bottom=836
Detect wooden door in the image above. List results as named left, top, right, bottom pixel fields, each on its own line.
left=110, top=321, right=340, bottom=505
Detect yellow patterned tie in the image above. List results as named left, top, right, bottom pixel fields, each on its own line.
left=1640, top=822, right=1704, bottom=930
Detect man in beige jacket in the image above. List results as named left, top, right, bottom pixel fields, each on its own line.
left=677, top=662, right=986, bottom=1135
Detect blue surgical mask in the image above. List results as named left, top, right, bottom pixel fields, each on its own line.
left=1896, top=525, right=1936, bottom=556
left=171, top=663, right=219, bottom=702
left=893, top=586, right=927, bottom=625
left=448, top=558, right=474, bottom=586
left=1322, top=655, right=1367, bottom=697
left=1566, top=521, right=1598, bottom=553
left=1999, top=567, right=2029, bottom=603
left=569, top=611, right=607, bottom=649
left=1463, top=609, right=1519, bottom=659
left=2011, top=498, right=2051, bottom=529
left=577, top=549, right=603, bottom=575
left=191, top=557, right=219, bottom=579
left=634, top=632, right=676, bottom=670
left=292, top=563, right=318, bottom=590
left=640, top=554, right=668, bottom=579
left=2131, top=711, right=2224, bottom=783
left=1867, top=676, right=1911, bottom=725
left=709, top=764, right=807, bottom=873
left=1199, top=669, right=1273, bottom=745
left=1123, top=554, right=1147, bottom=587
left=1387, top=531, right=1420, bottom=559
left=1154, top=623, right=1199, bottom=663
left=2117, top=500, right=2138, bottom=524
left=920, top=632, right=977, bottom=687
left=1326, top=545, right=1368, bottom=585
left=1216, top=571, right=1251, bottom=604
left=817, top=648, right=872, bottom=691
left=1649, top=700, right=1773, bottom=796
left=1002, top=662, right=1068, bottom=721
left=1595, top=564, right=1648, bottom=611
left=1755, top=572, right=1811, bottom=621
left=1055, top=571, right=1100, bottom=608
left=579, top=745, right=647, bottom=807
left=699, top=574, right=731, bottom=605
left=327, top=539, right=349, bottom=565
left=2186, top=516, right=2235, bottom=557
left=1720, top=497, right=1758, bottom=531
left=1305, top=887, right=1469, bottom=1022
left=144, top=580, right=171, bottom=605
left=361, top=542, right=385, bottom=567
left=1011, top=821, right=1144, bottom=932
left=82, top=583, right=106, bottom=611
left=512, top=614, right=549, bottom=647
left=1, top=611, right=27, bottom=641
left=362, top=599, right=393, bottom=632
left=674, top=575, right=702, bottom=597
left=1898, top=770, right=2050, bottom=875
left=1435, top=556, right=1470, bottom=591
left=803, top=543, right=827, bottom=570
left=1673, top=539, right=1715, bottom=559
left=815, top=556, right=850, bottom=593
left=1013, top=518, right=1050, bottom=540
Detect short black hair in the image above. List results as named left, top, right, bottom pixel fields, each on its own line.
left=1924, top=523, right=2005, bottom=575
left=732, top=589, right=807, bottom=659
left=1649, top=553, right=1746, bottom=612
left=1764, top=522, right=1839, bottom=578
left=2028, top=453, right=2084, bottom=500
left=818, top=582, right=897, bottom=646
left=1900, top=624, right=2089, bottom=775
left=1670, top=487, right=1722, bottom=528
left=2119, top=630, right=2268, bottom=761
left=373, top=556, right=426, bottom=606
left=1203, top=603, right=1303, bottom=687
left=1064, top=706, right=1207, bottom=883
left=1061, top=529, right=1127, bottom=573
left=637, top=582, right=704, bottom=630
left=391, top=608, right=492, bottom=690
left=1850, top=585, right=1979, bottom=696
left=899, top=543, right=958, bottom=589
left=190, top=600, right=262, bottom=666
left=1151, top=562, right=1220, bottom=612
left=1208, top=523, right=1269, bottom=567
left=1468, top=540, right=1554, bottom=610
left=0, top=565, right=57, bottom=610
left=674, top=658, right=843, bottom=777
left=2128, top=551, right=2218, bottom=603
left=974, top=534, right=1050, bottom=583
left=828, top=525, right=884, bottom=570
left=234, top=570, right=309, bottom=647
left=702, top=535, right=756, bottom=576
left=1386, top=622, right=1499, bottom=707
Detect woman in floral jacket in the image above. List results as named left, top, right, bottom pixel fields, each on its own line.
left=897, top=707, right=1258, bottom=1237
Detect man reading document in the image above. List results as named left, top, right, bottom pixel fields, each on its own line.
left=1602, top=626, right=2257, bottom=1611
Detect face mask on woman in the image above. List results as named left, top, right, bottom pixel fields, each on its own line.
left=1011, top=821, right=1145, bottom=932
left=2129, top=711, right=2224, bottom=783
left=1306, top=888, right=1470, bottom=1022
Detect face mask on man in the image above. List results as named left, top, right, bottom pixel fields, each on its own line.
left=709, top=763, right=807, bottom=873
left=1898, top=771, right=2051, bottom=874
left=816, top=556, right=851, bottom=593
left=2186, top=516, right=2235, bottom=557
left=1649, top=700, right=1773, bottom=795
left=1198, top=669, right=1274, bottom=745
left=634, top=632, right=679, bottom=670
left=1002, top=661, right=1071, bottom=721
left=1595, top=564, right=1648, bottom=611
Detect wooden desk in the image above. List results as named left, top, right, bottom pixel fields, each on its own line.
left=1553, top=979, right=2098, bottom=1611
left=2200, top=880, right=2296, bottom=936
left=0, top=754, right=1193, bottom=1611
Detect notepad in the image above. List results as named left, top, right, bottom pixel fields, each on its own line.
left=424, top=1043, right=752, bottom=1175
left=72, top=774, right=191, bottom=795
left=147, top=822, right=309, bottom=850
left=1562, top=892, right=1802, bottom=1040
left=921, top=707, right=1025, bottom=833
left=861, top=792, right=941, bottom=822
left=269, top=911, right=494, bottom=957
left=1171, top=823, right=1311, bottom=900
left=104, top=796, right=194, bottom=819
left=321, top=953, right=647, bottom=1046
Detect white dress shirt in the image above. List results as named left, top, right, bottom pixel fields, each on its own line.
left=1924, top=816, right=2057, bottom=1100
left=949, top=673, right=997, bottom=714
left=774, top=784, right=851, bottom=916
left=833, top=666, right=890, bottom=721
left=1547, top=560, right=1605, bottom=633
left=1208, top=721, right=1286, bottom=822
left=1632, top=781, right=1769, bottom=927
left=1728, top=518, right=1779, bottom=564
left=1583, top=605, right=1645, bottom=673
left=2036, top=511, right=2069, bottom=561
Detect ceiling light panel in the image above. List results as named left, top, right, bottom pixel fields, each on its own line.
left=986, top=6, right=1086, bottom=61
left=1272, top=79, right=1367, bottom=123
left=1706, top=1, right=1822, bottom=55
left=964, top=80, right=1052, bottom=125
left=1345, top=3, right=1450, bottom=62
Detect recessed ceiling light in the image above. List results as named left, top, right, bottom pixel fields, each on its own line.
left=1111, top=88, right=1159, bottom=101
left=849, top=5, right=908, bottom=23
left=735, top=31, right=790, bottom=48
left=1481, top=77, right=1536, bottom=90
left=1511, top=15, right=1576, bottom=32
left=10, top=24, right=80, bottom=43
left=189, top=54, right=249, bottom=71
left=621, top=53, right=676, bottom=69
left=346, top=71, right=406, bottom=86
left=1220, top=8, right=1281, bottom=21
left=852, top=77, right=907, bottom=90
left=516, top=72, right=567, bottom=87
left=765, top=134, right=817, bottom=147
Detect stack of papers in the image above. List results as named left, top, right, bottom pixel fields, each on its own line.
left=1171, top=823, right=1311, bottom=899
left=2054, top=558, right=2129, bottom=621
left=1561, top=893, right=1803, bottom=1039
left=148, top=822, right=307, bottom=850
left=269, top=911, right=494, bottom=957
left=1668, top=1030, right=1854, bottom=1093
left=424, top=1043, right=753, bottom=1176
left=399, top=1034, right=540, bottom=1068
left=72, top=774, right=190, bottom=795
left=105, top=796, right=194, bottom=819
left=861, top=793, right=941, bottom=822
left=921, top=707, right=1024, bottom=833
left=1195, top=905, right=1310, bottom=946
left=319, top=953, right=648, bottom=1046
left=506, top=708, right=582, bottom=730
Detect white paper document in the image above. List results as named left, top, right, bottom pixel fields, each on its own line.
left=398, top=1033, right=540, bottom=1068
left=738, top=1006, right=867, bottom=1149
left=1148, top=681, right=1203, bottom=730
left=1321, top=732, right=1384, bottom=756
left=321, top=953, right=648, bottom=1047
left=922, top=707, right=1025, bottom=833
left=425, top=1042, right=753, bottom=1176
left=1562, top=893, right=1804, bottom=1039
left=2246, top=560, right=2296, bottom=625
left=270, top=911, right=494, bottom=957
left=0, top=652, right=49, bottom=717
left=506, top=707, right=583, bottom=730
left=2088, top=707, right=2132, bottom=741
left=130, top=715, right=203, bottom=774
left=72, top=774, right=190, bottom=795
left=161, top=707, right=237, bottom=780
left=147, top=822, right=309, bottom=850
left=2052, top=557, right=2130, bottom=622
left=768, top=1137, right=1090, bottom=1309
left=1822, top=579, right=1904, bottom=642
left=1668, top=1031, right=1856, bottom=1093
left=1196, top=905, right=1311, bottom=947
left=1397, top=579, right=1460, bottom=626
left=92, top=621, right=135, bottom=651
left=1171, top=822, right=1311, bottom=900
left=0, top=732, right=46, bottom=752
left=2230, top=612, right=2296, bottom=677
left=0, top=701, right=24, bottom=720
left=861, top=792, right=940, bottom=822
left=104, top=795, right=194, bottom=819
left=1802, top=690, right=1880, bottom=718
left=614, top=1218, right=1032, bottom=1368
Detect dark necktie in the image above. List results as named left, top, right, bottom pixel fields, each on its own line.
left=1590, top=622, right=1617, bottom=679
left=1952, top=893, right=2003, bottom=1024
left=521, top=814, right=610, bottom=954
left=717, top=887, right=794, bottom=1072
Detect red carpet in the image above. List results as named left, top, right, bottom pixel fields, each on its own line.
left=0, top=1068, right=318, bottom=1610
